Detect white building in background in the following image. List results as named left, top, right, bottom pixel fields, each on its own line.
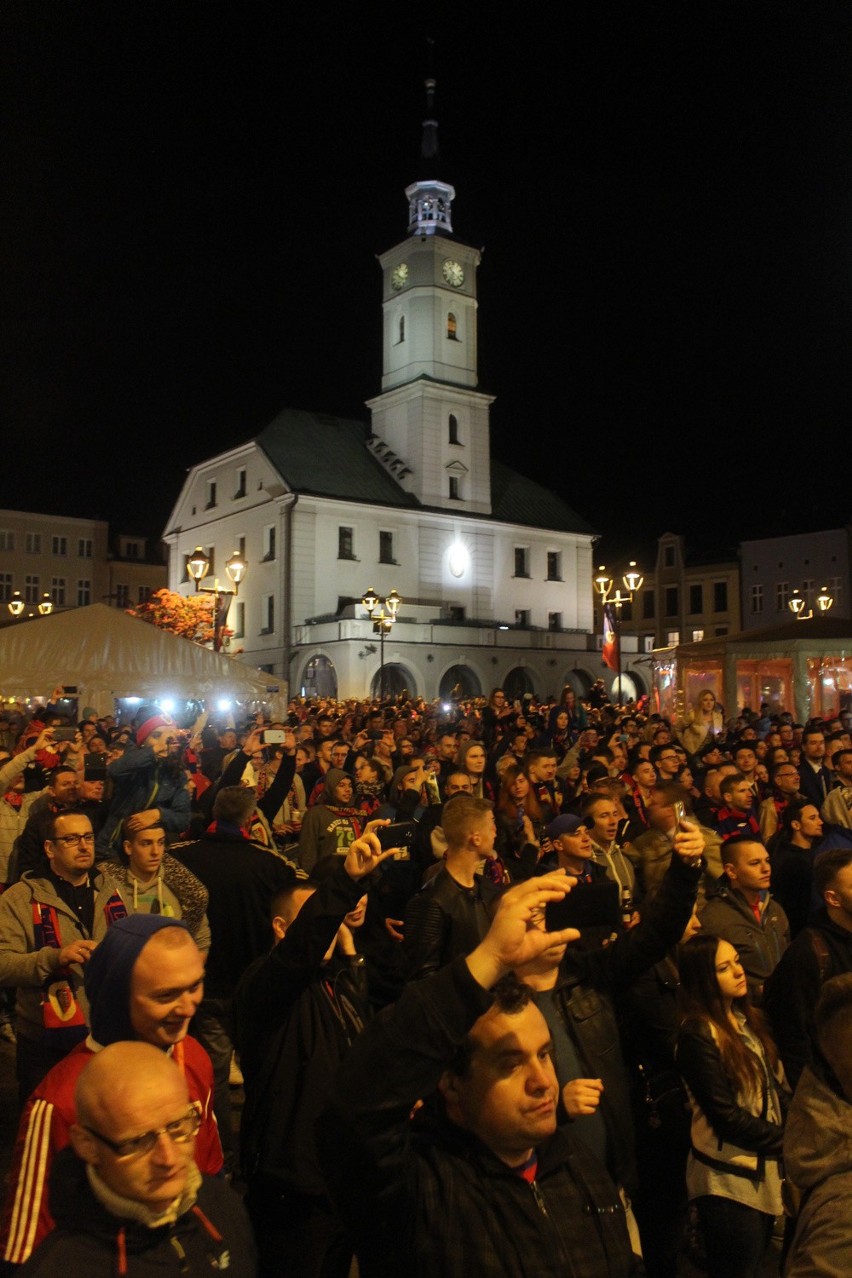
left=164, top=85, right=632, bottom=703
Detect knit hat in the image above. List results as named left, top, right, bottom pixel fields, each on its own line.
left=136, top=715, right=172, bottom=746
left=85, top=915, right=189, bottom=1046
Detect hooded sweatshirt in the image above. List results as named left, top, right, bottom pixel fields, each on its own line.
left=297, top=768, right=364, bottom=873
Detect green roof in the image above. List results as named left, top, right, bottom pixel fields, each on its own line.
left=255, top=408, right=596, bottom=535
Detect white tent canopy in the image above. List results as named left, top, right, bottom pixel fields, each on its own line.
left=0, top=604, right=277, bottom=715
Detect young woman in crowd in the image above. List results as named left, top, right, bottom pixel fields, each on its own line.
left=675, top=934, right=787, bottom=1278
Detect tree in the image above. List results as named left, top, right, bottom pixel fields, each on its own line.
left=127, top=589, right=232, bottom=647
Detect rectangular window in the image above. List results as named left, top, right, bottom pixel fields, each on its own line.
left=515, top=609, right=530, bottom=627
left=0, top=531, right=14, bottom=552
left=77, top=538, right=92, bottom=557
left=620, top=600, right=633, bottom=622
left=379, top=531, right=395, bottom=564
left=692, top=628, right=705, bottom=642
left=233, top=601, right=245, bottom=637
left=263, top=526, right=276, bottom=561
left=115, top=584, right=129, bottom=607
left=548, top=611, right=562, bottom=631
left=51, top=536, right=67, bottom=556
left=666, top=629, right=680, bottom=646
left=514, top=547, right=529, bottom=578
left=137, top=585, right=151, bottom=604
left=776, top=581, right=789, bottom=610
left=51, top=577, right=66, bottom=606
left=751, top=584, right=763, bottom=614
left=234, top=468, right=247, bottom=499
left=206, top=481, right=217, bottom=509
left=643, top=635, right=655, bottom=653
left=447, top=605, right=466, bottom=621
left=261, top=594, right=274, bottom=633
left=24, top=575, right=39, bottom=603
left=338, top=526, right=354, bottom=560
left=663, top=545, right=675, bottom=567
left=449, top=476, right=461, bottom=500
left=715, top=626, right=728, bottom=637
left=688, top=584, right=703, bottom=615
left=664, top=586, right=679, bottom=617
left=77, top=579, right=91, bottom=606
left=26, top=533, right=41, bottom=554
left=236, top=536, right=246, bottom=560
left=713, top=581, right=728, bottom=612
left=125, top=541, right=141, bottom=559
left=642, top=589, right=655, bottom=620
left=546, top=551, right=561, bottom=581
left=0, top=574, right=11, bottom=601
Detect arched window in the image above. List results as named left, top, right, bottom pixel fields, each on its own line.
left=447, top=312, right=457, bottom=340
left=399, top=315, right=405, bottom=342
left=448, top=414, right=459, bottom=444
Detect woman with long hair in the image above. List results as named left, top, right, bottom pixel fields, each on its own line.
left=676, top=934, right=787, bottom=1278
left=677, top=690, right=725, bottom=758
left=494, top=765, right=544, bottom=880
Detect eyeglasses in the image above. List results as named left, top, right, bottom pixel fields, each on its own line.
left=83, top=1107, right=201, bottom=1159
left=54, top=833, right=95, bottom=847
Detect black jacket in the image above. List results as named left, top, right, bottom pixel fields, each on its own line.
left=764, top=910, right=852, bottom=1089
left=21, top=1147, right=255, bottom=1276
left=698, top=878, right=789, bottom=1004
left=172, top=830, right=295, bottom=998
left=319, top=958, right=638, bottom=1278
left=400, top=864, right=501, bottom=981
left=234, top=860, right=369, bottom=1192
left=675, top=1019, right=785, bottom=1181
left=541, top=851, right=700, bottom=1193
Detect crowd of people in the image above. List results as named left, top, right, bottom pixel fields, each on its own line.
left=0, top=681, right=850, bottom=1275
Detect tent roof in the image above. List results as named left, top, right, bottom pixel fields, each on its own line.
left=0, top=604, right=274, bottom=701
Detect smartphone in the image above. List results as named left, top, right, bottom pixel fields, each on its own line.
left=61, top=686, right=78, bottom=696
left=84, top=756, right=107, bottom=781
left=377, top=820, right=417, bottom=855
left=673, top=800, right=686, bottom=828
left=52, top=727, right=77, bottom=742
left=262, top=729, right=285, bottom=745
left=545, top=880, right=620, bottom=934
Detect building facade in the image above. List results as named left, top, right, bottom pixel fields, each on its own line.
left=164, top=96, right=621, bottom=702
left=739, top=528, right=851, bottom=631
left=0, top=511, right=165, bottom=620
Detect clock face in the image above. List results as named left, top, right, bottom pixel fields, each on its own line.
left=442, top=259, right=464, bottom=288
left=391, top=263, right=409, bottom=291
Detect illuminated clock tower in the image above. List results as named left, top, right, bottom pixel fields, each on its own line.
left=367, top=78, right=493, bottom=514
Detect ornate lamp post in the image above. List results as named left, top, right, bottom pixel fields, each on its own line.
left=7, top=592, right=24, bottom=618
left=593, top=560, right=644, bottom=705
left=186, top=547, right=248, bottom=651
left=37, top=593, right=54, bottom=616
left=361, top=587, right=401, bottom=700
left=788, top=585, right=833, bottom=622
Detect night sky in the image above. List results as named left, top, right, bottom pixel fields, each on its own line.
left=3, top=2, right=852, bottom=565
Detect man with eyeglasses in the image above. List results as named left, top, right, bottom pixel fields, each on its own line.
left=758, top=760, right=804, bottom=842
left=0, top=810, right=125, bottom=1098
left=19, top=1041, right=254, bottom=1277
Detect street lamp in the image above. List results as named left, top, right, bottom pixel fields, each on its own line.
left=37, top=594, right=54, bottom=616
left=593, top=560, right=644, bottom=705
left=186, top=546, right=248, bottom=651
left=361, top=587, right=402, bottom=700
left=789, top=585, right=833, bottom=622
left=7, top=592, right=24, bottom=618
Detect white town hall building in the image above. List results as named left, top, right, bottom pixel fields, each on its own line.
left=164, top=85, right=607, bottom=702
